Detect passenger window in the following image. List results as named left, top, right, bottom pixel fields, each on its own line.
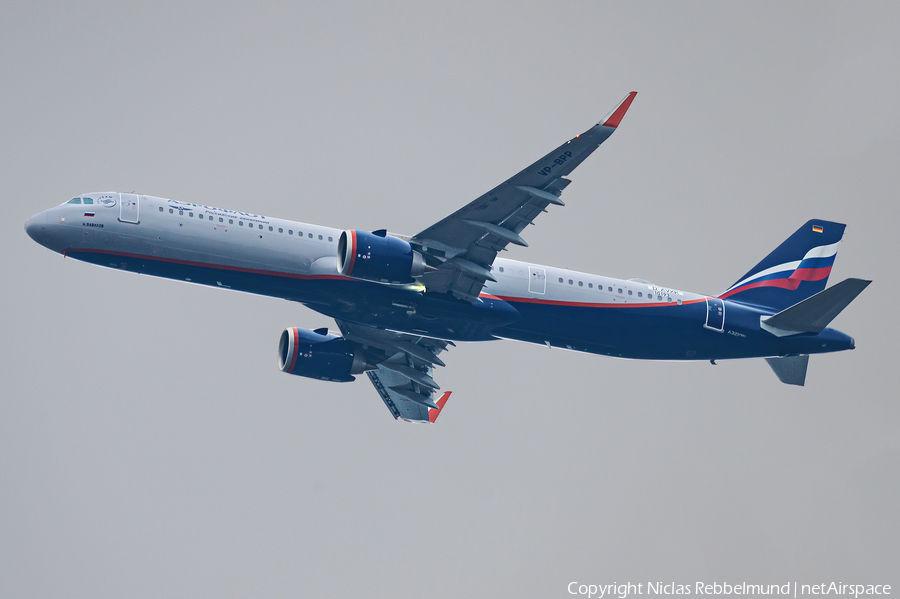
left=278, top=228, right=283, bottom=233
left=269, top=226, right=273, bottom=231
left=179, top=210, right=184, bottom=215
left=608, top=286, right=613, bottom=292
left=219, top=217, right=223, bottom=222
left=559, top=278, right=563, bottom=283
left=638, top=292, right=642, bottom=297
left=568, top=279, right=573, bottom=285
left=588, top=283, right=592, bottom=288
left=259, top=224, right=263, bottom=229
left=159, top=207, right=163, bottom=212
left=628, top=290, right=632, bottom=295
left=499, top=267, right=504, bottom=272
left=169, top=208, right=173, bottom=213
left=578, top=281, right=583, bottom=287
left=329, top=236, right=333, bottom=242
left=189, top=212, right=193, bottom=217
left=239, top=220, right=243, bottom=226
left=308, top=233, right=312, bottom=238
left=67, top=198, right=81, bottom=204
left=229, top=219, right=233, bottom=224
left=318, top=235, right=323, bottom=240
left=289, top=230, right=293, bottom=235
left=617, top=288, right=622, bottom=294
left=209, top=216, right=213, bottom=221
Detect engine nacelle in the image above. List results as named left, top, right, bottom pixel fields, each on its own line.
left=337, top=229, right=427, bottom=284
left=278, top=327, right=367, bottom=382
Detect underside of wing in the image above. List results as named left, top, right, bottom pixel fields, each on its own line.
left=336, top=320, right=454, bottom=423
left=412, top=92, right=637, bottom=302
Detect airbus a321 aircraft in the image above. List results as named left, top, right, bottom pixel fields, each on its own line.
left=26, top=92, right=871, bottom=423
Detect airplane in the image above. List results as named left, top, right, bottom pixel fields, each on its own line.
left=25, top=92, right=871, bottom=423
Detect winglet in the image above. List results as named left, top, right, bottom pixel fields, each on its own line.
left=599, top=91, right=637, bottom=129
left=428, top=391, right=452, bottom=423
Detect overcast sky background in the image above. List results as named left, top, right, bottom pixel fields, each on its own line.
left=2, top=2, right=898, bottom=597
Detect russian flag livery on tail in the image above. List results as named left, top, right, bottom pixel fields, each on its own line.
left=25, top=92, right=872, bottom=422
left=720, top=220, right=844, bottom=311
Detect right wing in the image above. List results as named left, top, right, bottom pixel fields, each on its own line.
left=336, top=319, right=454, bottom=423
left=411, top=92, right=637, bottom=302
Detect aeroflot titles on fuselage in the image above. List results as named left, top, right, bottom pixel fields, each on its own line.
left=168, top=199, right=269, bottom=222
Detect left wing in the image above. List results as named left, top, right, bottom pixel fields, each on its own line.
left=336, top=320, right=454, bottom=423
left=412, top=92, right=637, bottom=302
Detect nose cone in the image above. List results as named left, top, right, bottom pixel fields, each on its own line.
left=25, top=210, right=60, bottom=251
left=25, top=214, right=41, bottom=242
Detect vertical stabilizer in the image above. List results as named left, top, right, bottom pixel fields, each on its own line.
left=720, top=220, right=845, bottom=311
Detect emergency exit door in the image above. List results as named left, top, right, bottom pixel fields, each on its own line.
left=529, top=267, right=546, bottom=295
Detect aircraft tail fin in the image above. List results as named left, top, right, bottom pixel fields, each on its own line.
left=760, top=278, right=871, bottom=336
left=719, top=220, right=845, bottom=311
left=765, top=355, right=809, bottom=386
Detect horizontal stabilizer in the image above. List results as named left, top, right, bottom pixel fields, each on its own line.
left=761, top=278, right=871, bottom=336
left=765, top=355, right=809, bottom=386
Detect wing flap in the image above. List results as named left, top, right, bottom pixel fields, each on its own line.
left=337, top=320, right=453, bottom=422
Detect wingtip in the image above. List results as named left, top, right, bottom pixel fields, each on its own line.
left=428, top=391, right=452, bottom=423
left=599, top=91, right=637, bottom=129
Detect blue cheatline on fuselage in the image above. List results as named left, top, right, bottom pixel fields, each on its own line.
left=24, top=93, right=870, bottom=420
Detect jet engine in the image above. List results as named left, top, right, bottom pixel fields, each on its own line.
left=277, top=327, right=368, bottom=382
left=337, top=229, right=427, bottom=284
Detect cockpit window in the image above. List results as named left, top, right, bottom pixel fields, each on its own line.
left=67, top=198, right=82, bottom=204
left=82, top=198, right=93, bottom=204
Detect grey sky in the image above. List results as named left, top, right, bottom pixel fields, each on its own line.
left=2, top=2, right=898, bottom=597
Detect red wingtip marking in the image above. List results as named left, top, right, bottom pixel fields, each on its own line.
left=428, top=391, right=452, bottom=423
left=600, top=91, right=637, bottom=129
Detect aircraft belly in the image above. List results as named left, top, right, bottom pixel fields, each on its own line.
left=494, top=300, right=781, bottom=360
left=305, top=292, right=520, bottom=342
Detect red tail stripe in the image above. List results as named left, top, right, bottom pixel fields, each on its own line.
left=789, top=266, right=832, bottom=282
left=719, top=266, right=833, bottom=299
left=719, top=278, right=801, bottom=299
